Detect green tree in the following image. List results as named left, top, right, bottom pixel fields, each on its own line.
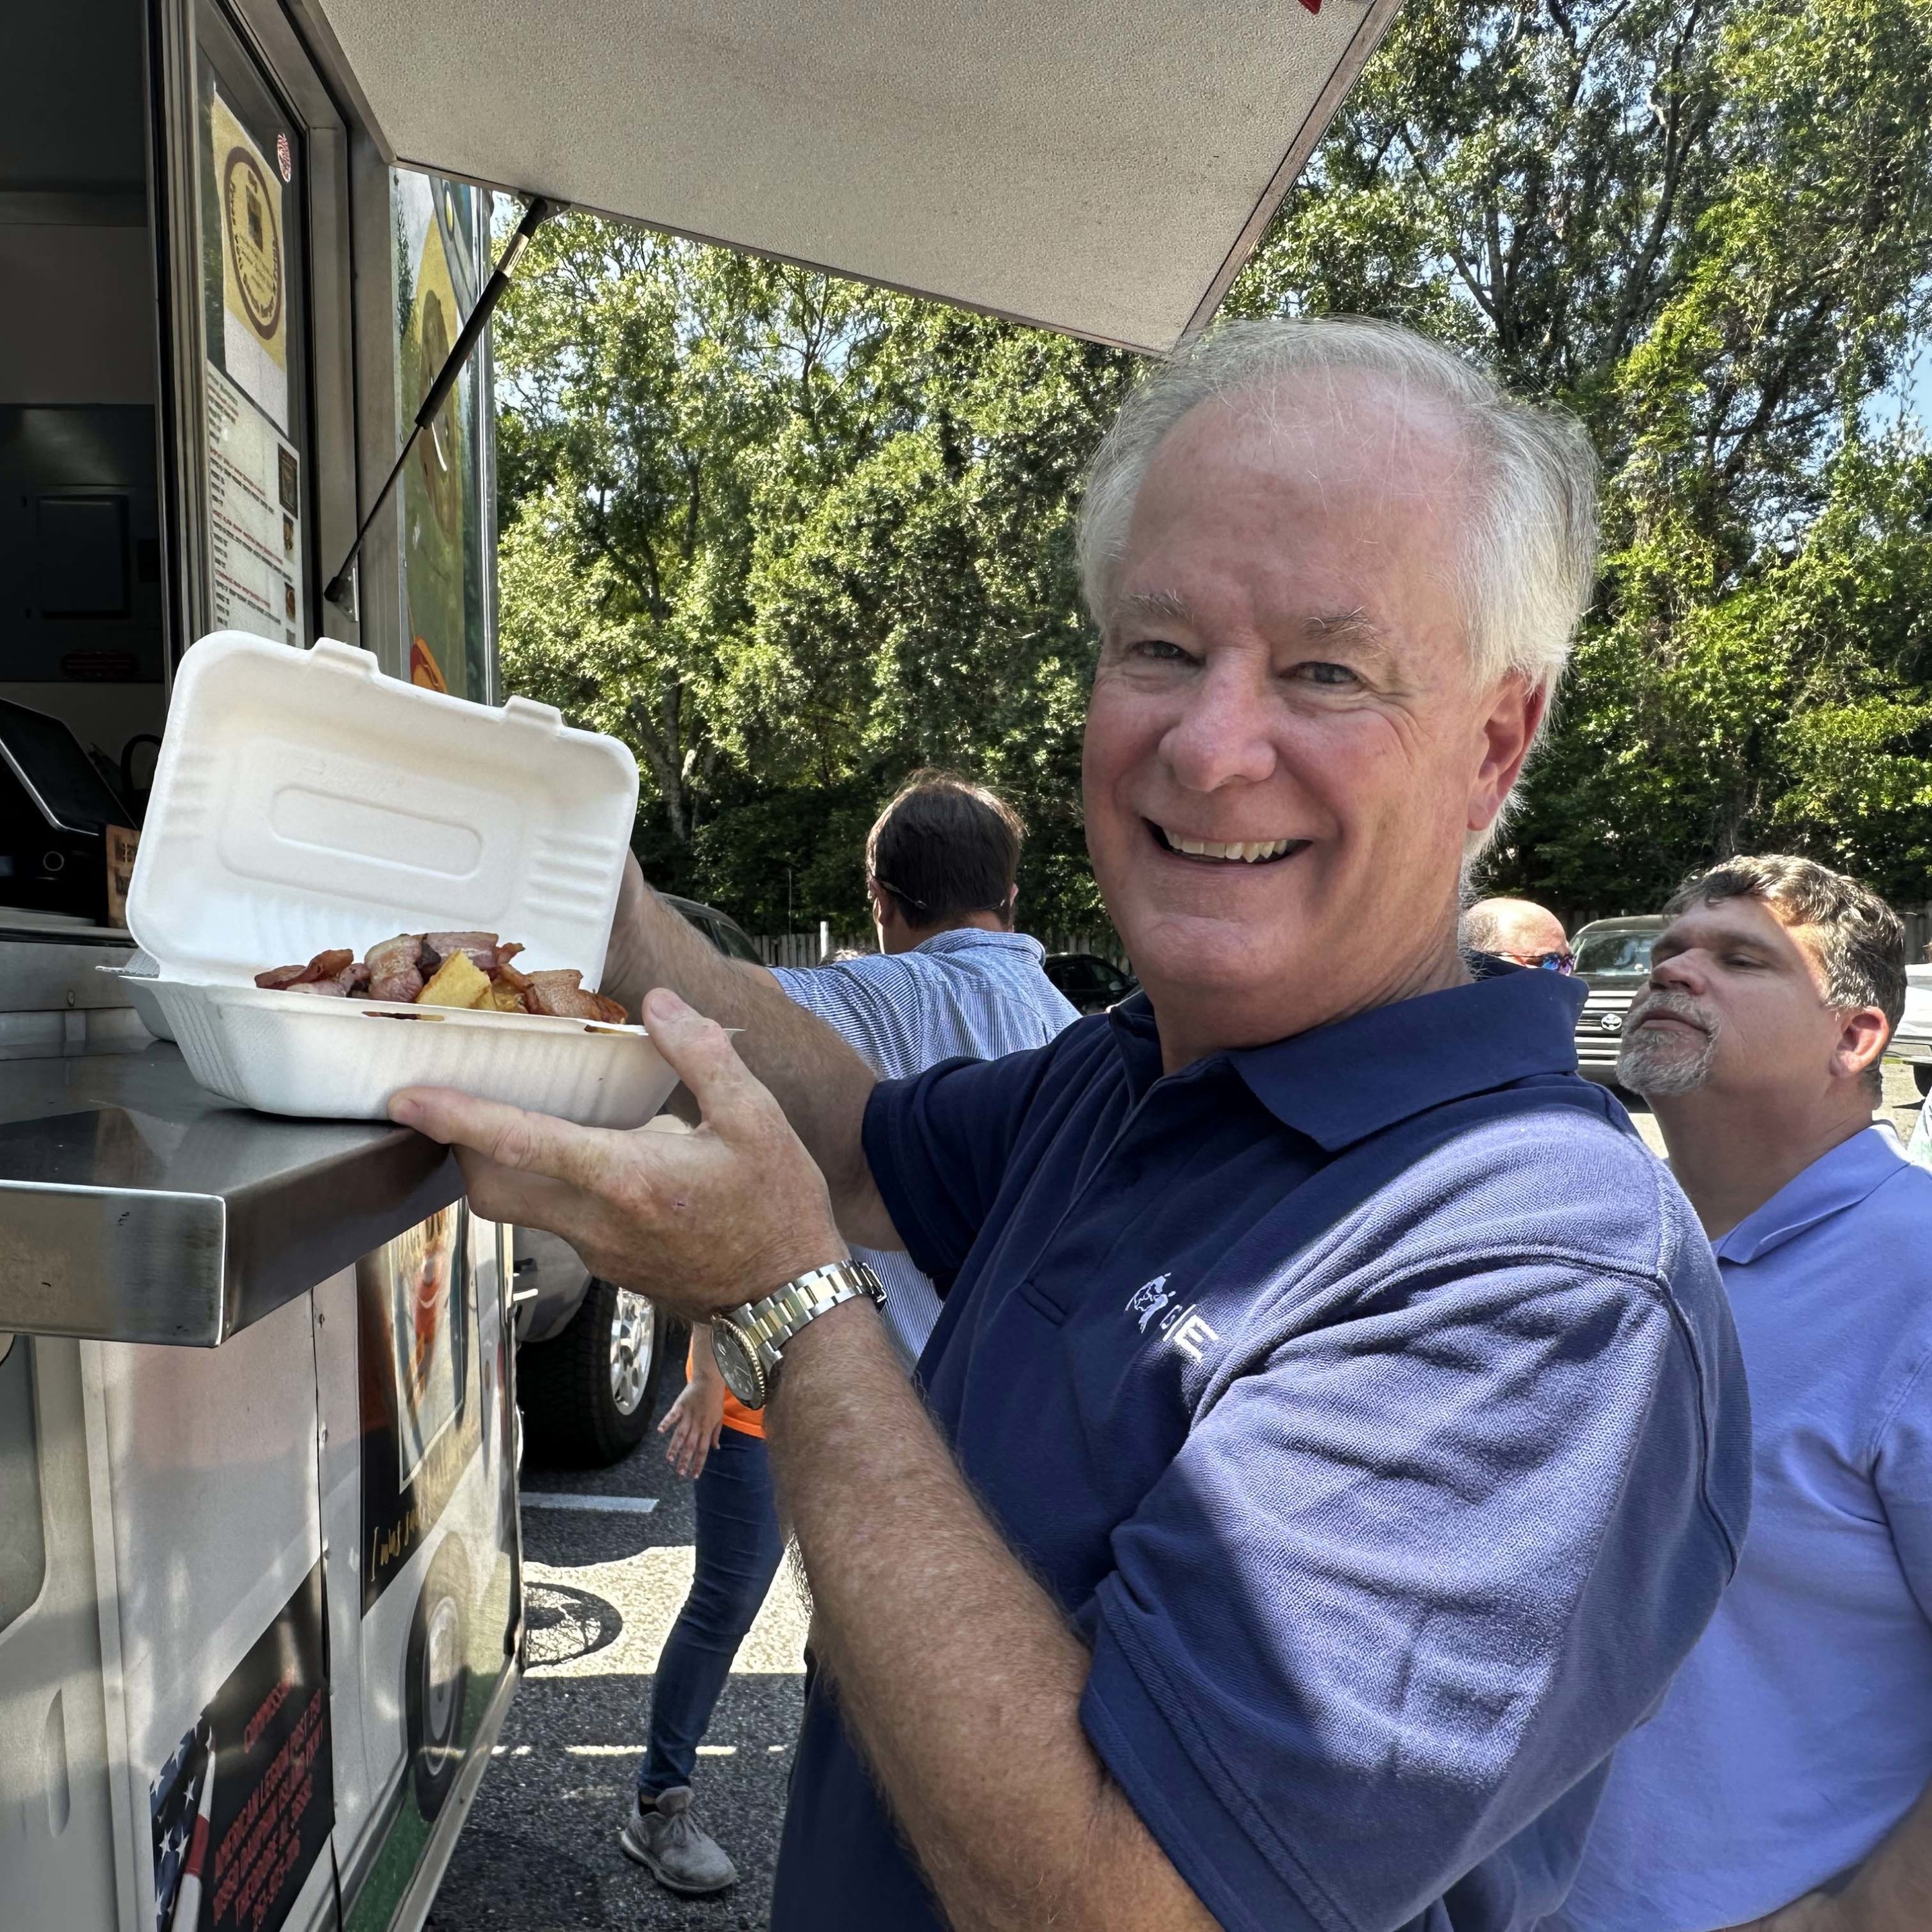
left=1230, top=0, right=1932, bottom=917
left=498, top=0, right=1932, bottom=940
left=497, top=223, right=1129, bottom=934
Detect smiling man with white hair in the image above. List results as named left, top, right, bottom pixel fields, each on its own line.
left=393, top=318, right=1749, bottom=1932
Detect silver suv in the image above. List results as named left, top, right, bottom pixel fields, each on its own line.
left=511, top=894, right=761, bottom=1464
left=1569, top=916, right=1666, bottom=1088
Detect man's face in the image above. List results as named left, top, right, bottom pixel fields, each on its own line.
left=1081, top=379, right=1540, bottom=1052
left=1618, top=895, right=1875, bottom=1103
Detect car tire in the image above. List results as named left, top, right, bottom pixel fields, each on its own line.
left=1915, top=1064, right=1932, bottom=1099
left=517, top=1277, right=682, bottom=1467
left=406, top=1539, right=471, bottom=1823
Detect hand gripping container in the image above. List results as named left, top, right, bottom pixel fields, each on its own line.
left=124, top=631, right=680, bottom=1126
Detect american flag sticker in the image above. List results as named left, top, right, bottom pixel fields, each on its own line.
left=146, top=1563, right=333, bottom=1932
left=149, top=1717, right=214, bottom=1932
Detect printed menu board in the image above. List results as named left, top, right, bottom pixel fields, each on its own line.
left=199, top=67, right=304, bottom=648
left=205, top=366, right=302, bottom=646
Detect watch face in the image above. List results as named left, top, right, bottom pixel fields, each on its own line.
left=711, top=1321, right=766, bottom=1410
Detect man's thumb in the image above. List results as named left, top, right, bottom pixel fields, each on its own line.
left=640, top=989, right=761, bottom=1116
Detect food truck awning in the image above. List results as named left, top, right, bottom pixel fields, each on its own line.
left=298, top=0, right=1401, bottom=353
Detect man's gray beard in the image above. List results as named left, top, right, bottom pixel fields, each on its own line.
left=1617, top=998, right=1719, bottom=1097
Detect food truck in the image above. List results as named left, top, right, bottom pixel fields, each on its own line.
left=0, top=2, right=1397, bottom=1926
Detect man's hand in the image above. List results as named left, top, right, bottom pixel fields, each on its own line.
left=390, top=987, right=848, bottom=1322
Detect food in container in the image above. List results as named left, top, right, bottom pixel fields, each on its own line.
left=254, top=932, right=628, bottom=1022
left=124, top=630, right=679, bottom=1126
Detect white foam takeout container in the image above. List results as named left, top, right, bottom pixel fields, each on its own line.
left=122, top=630, right=679, bottom=1126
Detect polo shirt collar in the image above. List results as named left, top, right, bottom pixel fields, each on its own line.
left=1712, top=1124, right=1906, bottom=1265
left=1108, top=967, right=1586, bottom=1151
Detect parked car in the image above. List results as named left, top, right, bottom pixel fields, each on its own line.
left=1569, top=915, right=1667, bottom=1088
left=1043, top=951, right=1139, bottom=1016
left=1886, top=963, right=1932, bottom=1097
left=511, top=893, right=757, bottom=1463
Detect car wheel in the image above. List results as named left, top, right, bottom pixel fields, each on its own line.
left=1915, top=1064, right=1931, bottom=1099
left=406, top=1539, right=471, bottom=1822
left=517, top=1277, right=683, bottom=1467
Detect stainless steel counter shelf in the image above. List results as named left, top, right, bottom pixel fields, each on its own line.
left=0, top=1045, right=460, bottom=1345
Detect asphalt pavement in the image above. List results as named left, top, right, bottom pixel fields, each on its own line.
left=431, top=1379, right=808, bottom=1932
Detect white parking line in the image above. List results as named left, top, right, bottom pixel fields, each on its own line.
left=521, top=1492, right=659, bottom=1515
left=562, top=1743, right=739, bottom=1757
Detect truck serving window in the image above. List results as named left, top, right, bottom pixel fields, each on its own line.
left=0, top=1, right=163, bottom=920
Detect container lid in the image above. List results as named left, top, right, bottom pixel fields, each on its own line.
left=127, top=632, right=639, bottom=987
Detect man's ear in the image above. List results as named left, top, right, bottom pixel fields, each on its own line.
left=1467, top=674, right=1545, bottom=837
left=1833, top=1005, right=1890, bottom=1083
left=1001, top=884, right=1019, bottom=928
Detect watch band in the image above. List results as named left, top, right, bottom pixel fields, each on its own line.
left=714, top=1259, right=886, bottom=1408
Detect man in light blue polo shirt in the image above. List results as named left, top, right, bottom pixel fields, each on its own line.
left=1555, top=855, right=1932, bottom=1932
left=398, top=319, right=1750, bottom=1932
left=769, top=769, right=1080, bottom=1365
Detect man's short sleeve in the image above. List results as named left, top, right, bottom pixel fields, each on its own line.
left=862, top=1041, right=1068, bottom=1288
left=1079, top=1146, right=1745, bottom=1932
left=1874, top=1350, right=1932, bottom=1628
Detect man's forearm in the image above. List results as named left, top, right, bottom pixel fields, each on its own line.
left=766, top=1300, right=1213, bottom=1932
left=1819, top=1775, right=1932, bottom=1931
left=602, top=877, right=892, bottom=1244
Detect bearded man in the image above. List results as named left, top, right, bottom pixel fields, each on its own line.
left=393, top=319, right=1749, bottom=1932
left=1555, top=856, right=1932, bottom=1932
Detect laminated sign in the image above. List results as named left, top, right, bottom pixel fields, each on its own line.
left=211, top=94, right=288, bottom=431
left=149, top=1564, right=333, bottom=1932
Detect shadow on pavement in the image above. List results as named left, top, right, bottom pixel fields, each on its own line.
left=434, top=1376, right=804, bottom=1929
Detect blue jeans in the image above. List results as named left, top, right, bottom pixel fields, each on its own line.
left=638, top=1422, right=786, bottom=1795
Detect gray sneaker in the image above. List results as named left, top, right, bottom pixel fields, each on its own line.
left=620, top=1786, right=738, bottom=1896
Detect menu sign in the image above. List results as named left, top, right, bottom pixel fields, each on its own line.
left=206, top=363, right=302, bottom=647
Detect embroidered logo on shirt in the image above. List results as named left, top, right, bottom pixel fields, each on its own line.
left=1166, top=1307, right=1219, bottom=1363
left=1126, top=1274, right=1173, bottom=1332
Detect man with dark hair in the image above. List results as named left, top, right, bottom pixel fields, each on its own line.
left=867, top=768, right=1025, bottom=933
left=615, top=768, right=1075, bottom=1897
left=1557, top=854, right=1932, bottom=1932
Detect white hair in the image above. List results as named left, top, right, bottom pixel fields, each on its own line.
left=1075, top=317, right=1601, bottom=713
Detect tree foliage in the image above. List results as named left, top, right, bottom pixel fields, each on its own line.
left=1231, top=0, right=1932, bottom=915
left=498, top=0, right=1932, bottom=938
left=497, top=236, right=1128, bottom=933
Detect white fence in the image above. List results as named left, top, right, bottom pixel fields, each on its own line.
left=750, top=926, right=1130, bottom=969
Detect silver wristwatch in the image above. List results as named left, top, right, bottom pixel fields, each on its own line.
left=710, top=1259, right=886, bottom=1410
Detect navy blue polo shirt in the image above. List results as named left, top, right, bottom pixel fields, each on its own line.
left=771, top=970, right=1751, bottom=1932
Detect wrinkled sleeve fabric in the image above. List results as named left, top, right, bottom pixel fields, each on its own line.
left=1079, top=1137, right=1745, bottom=1932
left=771, top=957, right=924, bottom=1077
left=860, top=1034, right=1074, bottom=1289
